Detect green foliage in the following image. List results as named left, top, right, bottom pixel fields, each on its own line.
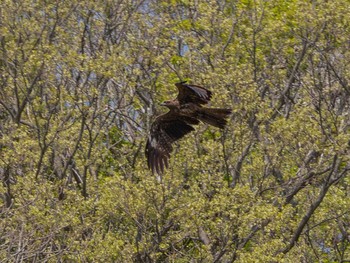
left=1, top=0, right=350, bottom=262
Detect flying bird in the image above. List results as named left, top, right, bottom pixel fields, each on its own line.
left=145, top=81, right=232, bottom=174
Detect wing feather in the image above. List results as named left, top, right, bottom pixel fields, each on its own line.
left=175, top=81, right=212, bottom=105
left=145, top=113, right=199, bottom=174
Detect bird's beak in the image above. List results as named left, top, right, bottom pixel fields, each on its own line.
left=160, top=102, right=166, bottom=106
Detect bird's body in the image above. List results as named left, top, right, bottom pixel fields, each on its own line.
left=145, top=81, right=231, bottom=174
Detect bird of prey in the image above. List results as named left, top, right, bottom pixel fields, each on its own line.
left=145, top=81, right=232, bottom=174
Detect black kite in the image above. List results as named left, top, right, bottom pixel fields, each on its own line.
left=145, top=81, right=231, bottom=174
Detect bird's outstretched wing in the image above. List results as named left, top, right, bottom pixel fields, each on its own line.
left=145, top=112, right=199, bottom=174
left=175, top=81, right=212, bottom=105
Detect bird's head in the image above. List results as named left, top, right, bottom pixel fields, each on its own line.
left=175, top=80, right=187, bottom=86
left=160, top=100, right=179, bottom=109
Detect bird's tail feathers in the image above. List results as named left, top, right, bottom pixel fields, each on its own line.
left=197, top=108, right=232, bottom=129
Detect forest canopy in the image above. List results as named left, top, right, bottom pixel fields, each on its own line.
left=1, top=0, right=350, bottom=262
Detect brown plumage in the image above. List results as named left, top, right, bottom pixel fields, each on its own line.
left=145, top=81, right=232, bottom=174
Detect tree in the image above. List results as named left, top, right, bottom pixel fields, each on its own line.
left=1, top=0, right=350, bottom=262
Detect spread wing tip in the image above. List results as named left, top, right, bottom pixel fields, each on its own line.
left=145, top=139, right=169, bottom=175
left=176, top=81, right=212, bottom=104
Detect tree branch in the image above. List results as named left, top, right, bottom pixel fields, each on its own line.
left=281, top=155, right=339, bottom=254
